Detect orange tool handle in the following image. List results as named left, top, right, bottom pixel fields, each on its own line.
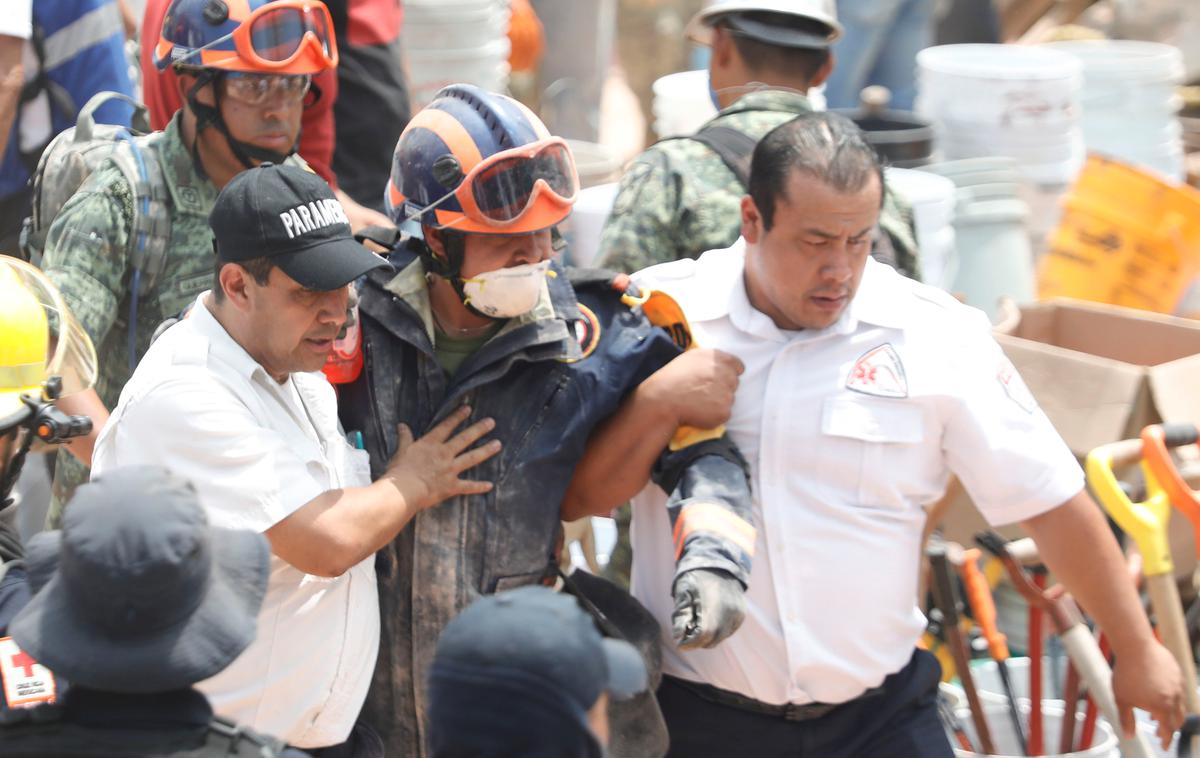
left=1142, top=423, right=1200, bottom=548
left=958, top=548, right=1009, bottom=662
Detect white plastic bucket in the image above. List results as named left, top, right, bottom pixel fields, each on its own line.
left=951, top=197, right=1035, bottom=320
left=403, top=8, right=508, bottom=50
left=406, top=39, right=511, bottom=106
left=917, top=44, right=1083, bottom=132
left=652, top=70, right=718, bottom=139
left=567, top=141, right=622, bottom=189
left=560, top=182, right=620, bottom=268
left=951, top=703, right=1118, bottom=757
left=886, top=167, right=958, bottom=289
left=1046, top=41, right=1186, bottom=182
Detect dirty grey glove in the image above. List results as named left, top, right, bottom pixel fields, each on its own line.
left=671, top=568, right=746, bottom=650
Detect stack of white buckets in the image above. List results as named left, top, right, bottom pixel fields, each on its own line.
left=1047, top=40, right=1187, bottom=182
left=401, top=0, right=511, bottom=108
left=915, top=44, right=1084, bottom=317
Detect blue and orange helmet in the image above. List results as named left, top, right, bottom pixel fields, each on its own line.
left=387, top=85, right=579, bottom=236
left=155, top=0, right=338, bottom=76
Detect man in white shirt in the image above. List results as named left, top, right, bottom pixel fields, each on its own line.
left=93, top=164, right=500, bottom=752
left=627, top=111, right=1185, bottom=757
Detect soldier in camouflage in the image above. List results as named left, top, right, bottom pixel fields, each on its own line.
left=597, top=0, right=920, bottom=279
left=40, top=0, right=338, bottom=525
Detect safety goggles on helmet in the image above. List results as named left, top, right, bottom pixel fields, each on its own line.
left=409, top=138, right=579, bottom=232
left=222, top=72, right=312, bottom=105
left=172, top=0, right=337, bottom=74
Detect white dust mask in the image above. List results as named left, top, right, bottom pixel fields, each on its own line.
left=460, top=260, right=552, bottom=319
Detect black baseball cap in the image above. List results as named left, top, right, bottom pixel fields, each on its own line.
left=210, top=164, right=390, bottom=291
left=427, top=586, right=647, bottom=756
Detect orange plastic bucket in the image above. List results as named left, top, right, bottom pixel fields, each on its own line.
left=1037, top=154, right=1200, bottom=312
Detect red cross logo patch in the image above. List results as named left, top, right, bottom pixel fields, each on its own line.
left=0, top=636, right=56, bottom=708
left=846, top=344, right=908, bottom=398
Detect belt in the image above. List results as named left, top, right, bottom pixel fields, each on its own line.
left=666, top=676, right=884, bottom=722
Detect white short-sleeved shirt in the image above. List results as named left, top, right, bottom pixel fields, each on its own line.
left=0, top=0, right=32, bottom=39
left=629, top=241, right=1083, bottom=706
left=93, top=294, right=378, bottom=748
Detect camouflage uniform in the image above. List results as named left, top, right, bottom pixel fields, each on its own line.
left=39, top=114, right=298, bottom=525
left=596, top=89, right=920, bottom=276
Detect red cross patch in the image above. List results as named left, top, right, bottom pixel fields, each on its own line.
left=846, top=344, right=908, bottom=398
left=0, top=636, right=56, bottom=708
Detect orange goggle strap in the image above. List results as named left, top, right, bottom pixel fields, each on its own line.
left=163, top=0, right=337, bottom=75
left=401, top=139, right=577, bottom=235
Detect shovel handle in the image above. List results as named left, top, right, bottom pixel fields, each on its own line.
left=929, top=546, right=996, bottom=754
left=1142, top=424, right=1200, bottom=549
left=1087, top=438, right=1175, bottom=578
left=1057, top=626, right=1155, bottom=757
left=1146, top=573, right=1200, bottom=714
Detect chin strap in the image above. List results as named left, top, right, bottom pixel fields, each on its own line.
left=420, top=230, right=499, bottom=322
left=184, top=69, right=296, bottom=170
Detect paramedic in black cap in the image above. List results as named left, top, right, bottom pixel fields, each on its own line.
left=88, top=161, right=500, bottom=752
left=427, top=585, right=649, bottom=758
left=2, top=465, right=310, bottom=756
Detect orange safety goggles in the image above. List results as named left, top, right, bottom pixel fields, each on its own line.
left=175, top=0, right=337, bottom=74
left=412, top=138, right=579, bottom=232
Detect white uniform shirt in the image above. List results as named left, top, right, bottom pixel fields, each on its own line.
left=630, top=242, right=1083, bottom=706
left=93, top=294, right=379, bottom=748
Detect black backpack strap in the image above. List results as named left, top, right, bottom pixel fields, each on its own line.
left=685, top=125, right=759, bottom=189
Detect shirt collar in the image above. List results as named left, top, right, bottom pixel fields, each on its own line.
left=191, top=293, right=279, bottom=384
left=845, top=258, right=908, bottom=331
left=712, top=245, right=907, bottom=339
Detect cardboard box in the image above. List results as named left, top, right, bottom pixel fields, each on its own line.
left=939, top=299, right=1200, bottom=574
left=996, top=298, right=1200, bottom=457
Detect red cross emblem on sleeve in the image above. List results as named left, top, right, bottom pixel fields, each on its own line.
left=0, top=636, right=56, bottom=708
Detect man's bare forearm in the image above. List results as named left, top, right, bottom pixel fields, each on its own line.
left=1021, top=489, right=1156, bottom=655
left=561, top=385, right=676, bottom=522
left=266, top=479, right=421, bottom=578
left=0, top=35, right=25, bottom=160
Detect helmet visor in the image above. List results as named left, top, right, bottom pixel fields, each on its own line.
left=470, top=142, right=578, bottom=223
left=248, top=3, right=334, bottom=64
left=1, top=260, right=97, bottom=400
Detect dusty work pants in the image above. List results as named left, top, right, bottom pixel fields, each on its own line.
left=656, top=649, right=953, bottom=758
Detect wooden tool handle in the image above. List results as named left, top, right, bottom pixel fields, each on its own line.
left=1058, top=625, right=1154, bottom=757
left=1146, top=574, right=1200, bottom=714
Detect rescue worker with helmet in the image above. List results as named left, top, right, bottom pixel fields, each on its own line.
left=0, top=258, right=96, bottom=630
left=336, top=84, right=755, bottom=757
left=40, top=0, right=338, bottom=526
left=596, top=0, right=920, bottom=278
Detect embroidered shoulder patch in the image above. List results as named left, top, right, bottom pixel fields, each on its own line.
left=570, top=303, right=602, bottom=360
left=0, top=637, right=57, bottom=709
left=846, top=344, right=908, bottom=398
